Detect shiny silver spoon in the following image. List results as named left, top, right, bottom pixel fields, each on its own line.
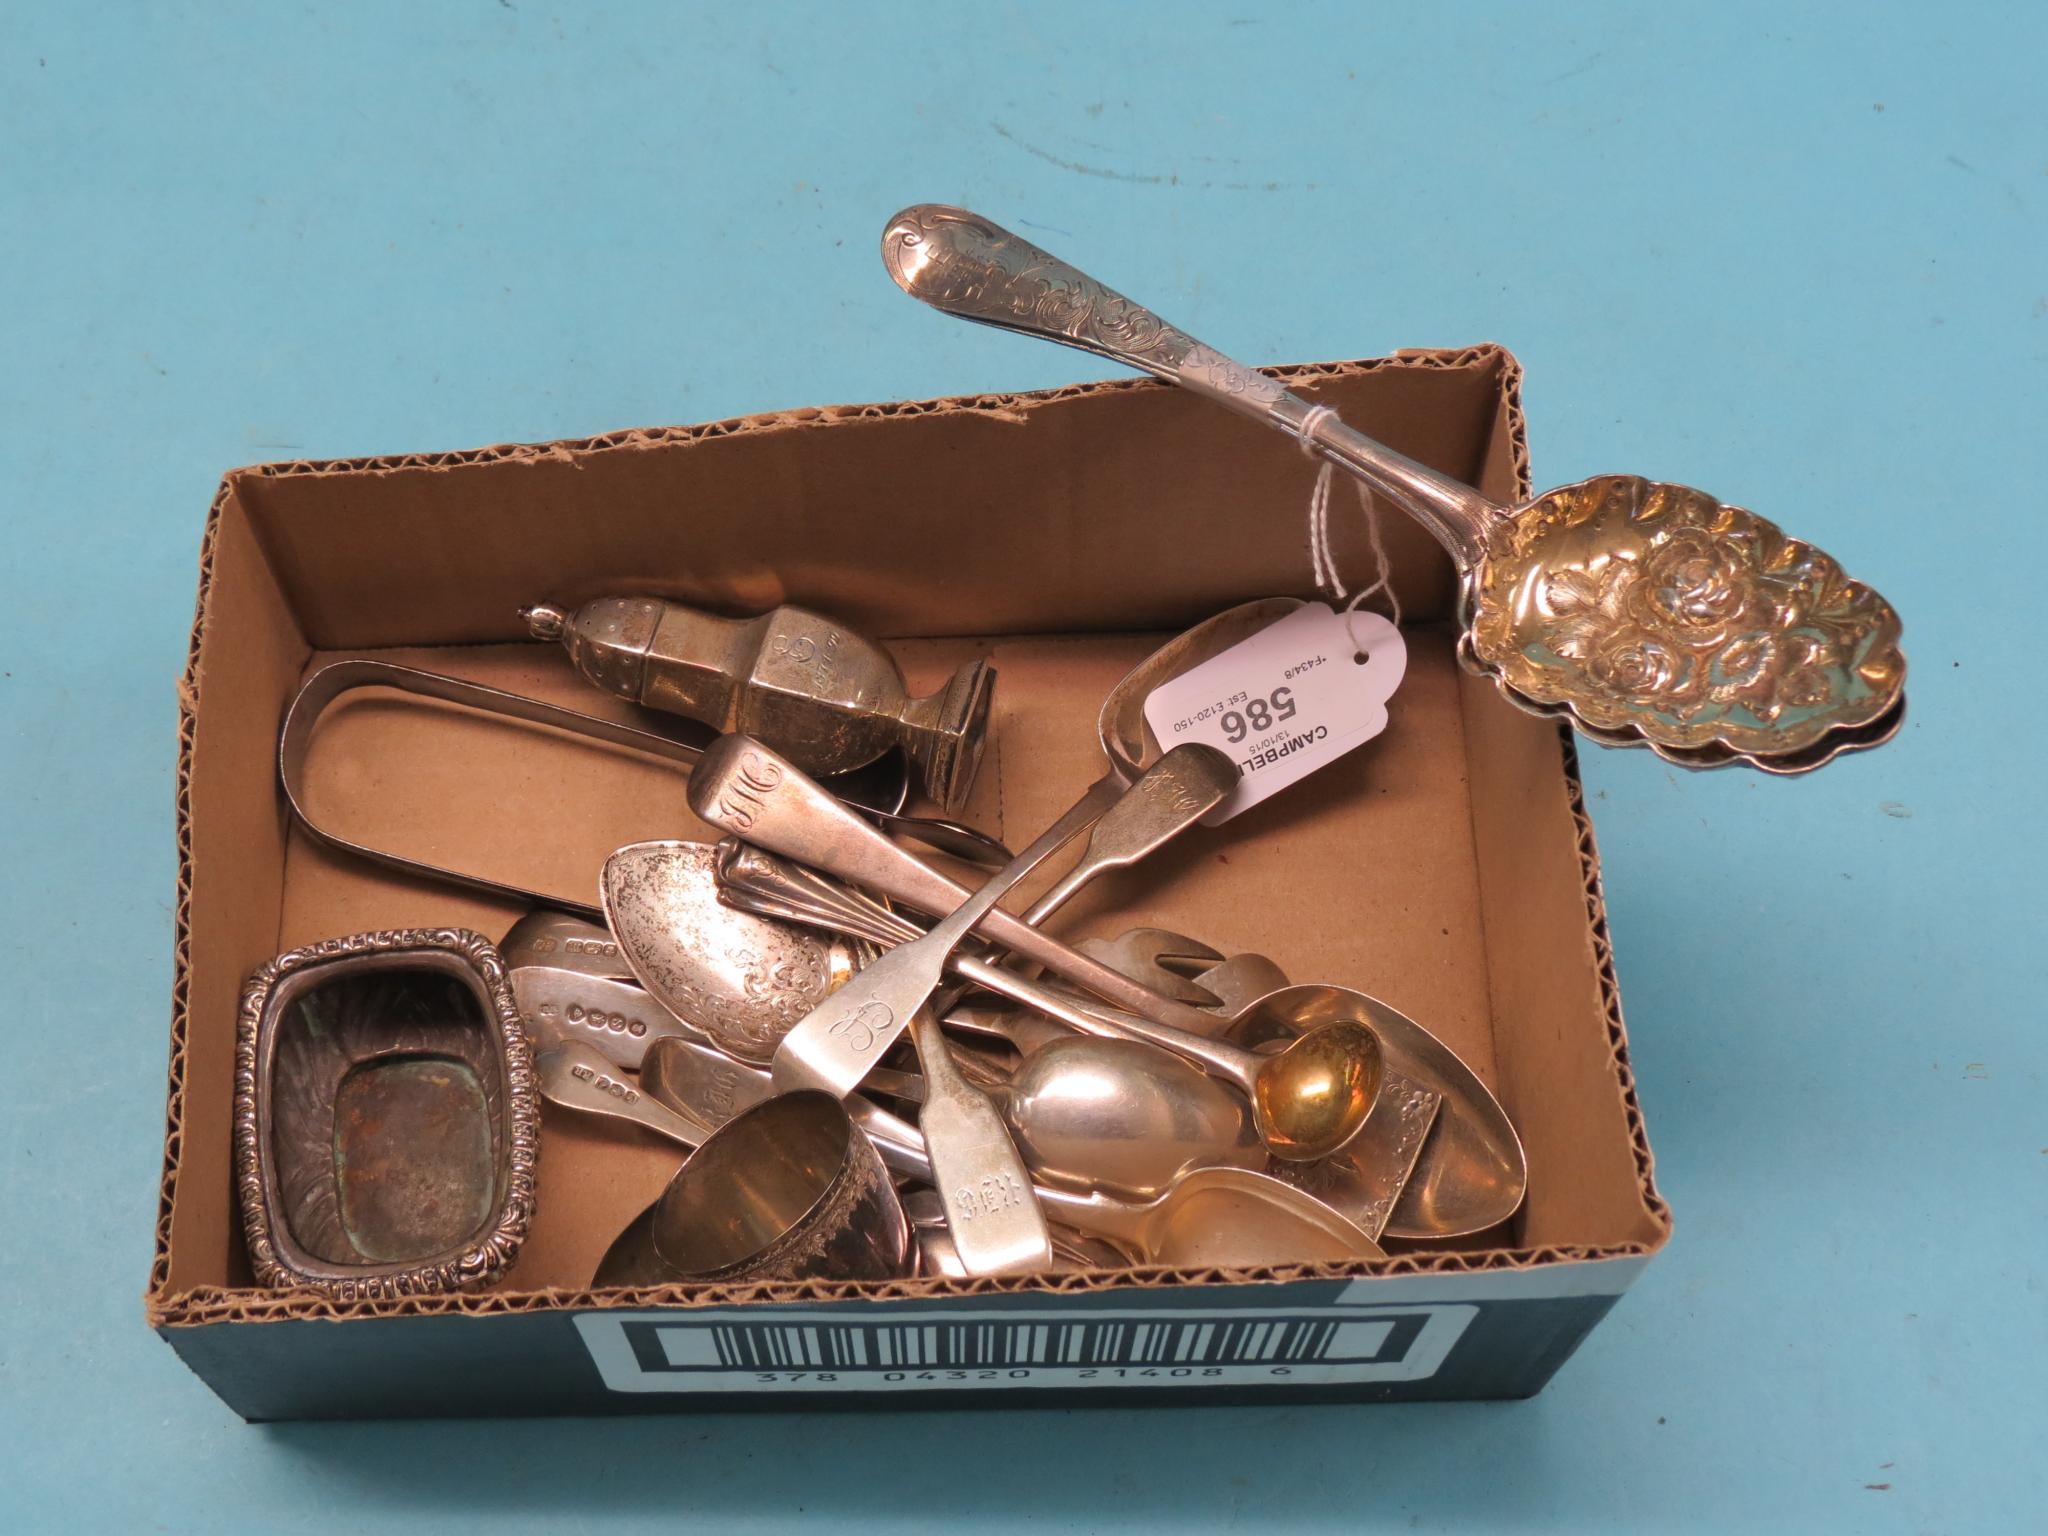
left=1021, top=921, right=1523, bottom=1239
left=995, top=1034, right=1263, bottom=1201
left=885, top=206, right=1905, bottom=773
left=1071, top=925, right=1525, bottom=1238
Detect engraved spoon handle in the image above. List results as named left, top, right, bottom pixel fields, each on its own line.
left=881, top=203, right=1499, bottom=570
left=908, top=1002, right=1054, bottom=1274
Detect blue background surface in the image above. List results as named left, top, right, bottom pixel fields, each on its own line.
left=2, top=3, right=2041, bottom=1530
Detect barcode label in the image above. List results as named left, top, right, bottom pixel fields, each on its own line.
left=680, top=1316, right=1374, bottom=1370
left=577, top=1303, right=1476, bottom=1394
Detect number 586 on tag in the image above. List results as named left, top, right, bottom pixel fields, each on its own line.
left=1212, top=687, right=1298, bottom=745
left=1143, top=604, right=1408, bottom=825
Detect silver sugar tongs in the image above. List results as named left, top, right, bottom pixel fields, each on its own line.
left=279, top=658, right=1009, bottom=916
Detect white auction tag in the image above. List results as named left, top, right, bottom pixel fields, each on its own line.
left=1142, top=603, right=1406, bottom=824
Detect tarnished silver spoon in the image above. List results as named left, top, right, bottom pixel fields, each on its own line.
left=595, top=841, right=872, bottom=1065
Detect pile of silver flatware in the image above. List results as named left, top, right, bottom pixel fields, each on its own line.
left=507, top=604, right=1528, bottom=1285
left=241, top=203, right=1903, bottom=1297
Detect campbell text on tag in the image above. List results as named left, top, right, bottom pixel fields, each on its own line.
left=1141, top=603, right=1406, bottom=824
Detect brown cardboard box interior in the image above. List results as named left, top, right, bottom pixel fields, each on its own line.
left=153, top=350, right=1667, bottom=1320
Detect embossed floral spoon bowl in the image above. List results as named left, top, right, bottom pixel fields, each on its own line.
left=884, top=204, right=1906, bottom=773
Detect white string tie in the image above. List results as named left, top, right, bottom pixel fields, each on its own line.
left=1297, top=404, right=1402, bottom=656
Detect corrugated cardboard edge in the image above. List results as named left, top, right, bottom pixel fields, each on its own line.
left=222, top=349, right=1501, bottom=482
left=1558, top=731, right=1671, bottom=1234
left=153, top=476, right=232, bottom=1312
left=153, top=1241, right=1653, bottom=1326
left=1487, top=351, right=1669, bottom=1238
left=148, top=345, right=1667, bottom=1329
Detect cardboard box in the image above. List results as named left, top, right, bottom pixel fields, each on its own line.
left=148, top=346, right=1670, bottom=1418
